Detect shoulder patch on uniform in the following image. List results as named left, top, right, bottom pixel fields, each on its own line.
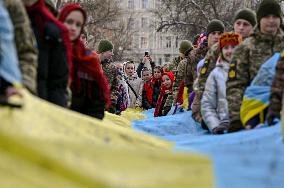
left=228, top=61, right=237, bottom=80
left=200, top=59, right=210, bottom=76
left=281, top=51, right=284, bottom=58
left=201, top=67, right=207, bottom=75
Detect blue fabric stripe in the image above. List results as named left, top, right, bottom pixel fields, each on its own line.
left=133, top=109, right=284, bottom=188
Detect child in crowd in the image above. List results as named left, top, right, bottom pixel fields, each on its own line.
left=201, top=32, right=241, bottom=134
left=154, top=72, right=175, bottom=117
left=141, top=67, right=152, bottom=82
left=59, top=4, right=110, bottom=119
left=124, top=61, right=143, bottom=108
left=152, top=66, right=163, bottom=107
left=141, top=67, right=154, bottom=110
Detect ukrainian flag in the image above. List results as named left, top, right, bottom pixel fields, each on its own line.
left=0, top=90, right=213, bottom=188
left=240, top=53, right=280, bottom=125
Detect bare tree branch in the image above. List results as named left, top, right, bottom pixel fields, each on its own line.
left=190, top=0, right=211, bottom=23
left=156, top=21, right=206, bottom=32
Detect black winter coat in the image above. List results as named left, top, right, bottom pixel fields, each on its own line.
left=152, top=80, right=161, bottom=108
left=70, top=83, right=105, bottom=120
left=31, top=20, right=68, bottom=107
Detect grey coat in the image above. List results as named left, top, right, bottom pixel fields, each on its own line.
left=201, top=59, right=230, bottom=131
left=126, top=75, right=143, bottom=108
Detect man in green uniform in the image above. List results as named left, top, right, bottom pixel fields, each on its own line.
left=98, top=39, right=119, bottom=114
left=226, top=0, right=284, bottom=132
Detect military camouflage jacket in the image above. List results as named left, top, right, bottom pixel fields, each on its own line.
left=168, top=56, right=182, bottom=74
left=4, top=0, right=38, bottom=93
left=186, top=44, right=209, bottom=90
left=227, top=27, right=284, bottom=123
left=268, top=51, right=284, bottom=118
left=168, top=44, right=208, bottom=106
left=102, top=61, right=119, bottom=106
left=197, top=43, right=220, bottom=94
left=171, top=58, right=188, bottom=104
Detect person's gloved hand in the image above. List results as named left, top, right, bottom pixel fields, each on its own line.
left=212, top=122, right=229, bottom=134
left=228, top=120, right=244, bottom=133
left=266, top=111, right=280, bottom=126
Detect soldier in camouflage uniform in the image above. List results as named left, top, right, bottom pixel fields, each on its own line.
left=97, top=39, right=119, bottom=114
left=167, top=40, right=193, bottom=111
left=171, top=42, right=206, bottom=104
left=168, top=40, right=193, bottom=74
left=267, top=51, right=284, bottom=125
left=187, top=19, right=225, bottom=122
left=193, top=9, right=256, bottom=126
left=4, top=0, right=38, bottom=94
left=226, top=0, right=284, bottom=132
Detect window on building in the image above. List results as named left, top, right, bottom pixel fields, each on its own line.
left=140, top=37, right=148, bottom=49
left=159, top=36, right=163, bottom=49
left=134, top=38, right=139, bottom=49
left=166, top=36, right=171, bottom=48
left=155, top=0, right=161, bottom=8
left=142, top=0, right=148, bottom=9
left=128, top=18, right=135, bottom=29
left=159, top=58, right=162, bottom=65
left=175, top=36, right=179, bottom=48
left=141, top=17, right=147, bottom=28
left=128, top=0, right=134, bottom=9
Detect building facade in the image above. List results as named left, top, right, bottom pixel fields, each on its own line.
left=119, top=0, right=179, bottom=65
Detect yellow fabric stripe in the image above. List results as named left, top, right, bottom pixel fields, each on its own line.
left=259, top=110, right=264, bottom=124
left=240, top=97, right=268, bottom=126
left=120, top=107, right=146, bottom=122
left=0, top=90, right=214, bottom=188
left=183, top=86, right=189, bottom=111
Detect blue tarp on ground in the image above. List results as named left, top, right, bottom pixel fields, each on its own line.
left=132, top=109, right=284, bottom=188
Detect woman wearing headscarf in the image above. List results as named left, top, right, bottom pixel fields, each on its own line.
left=58, top=4, right=110, bottom=119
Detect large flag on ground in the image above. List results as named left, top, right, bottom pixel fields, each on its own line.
left=0, top=90, right=214, bottom=188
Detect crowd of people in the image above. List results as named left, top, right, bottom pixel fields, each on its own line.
left=1, top=0, right=284, bottom=135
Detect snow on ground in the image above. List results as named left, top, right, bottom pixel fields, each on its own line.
left=132, top=109, right=284, bottom=188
